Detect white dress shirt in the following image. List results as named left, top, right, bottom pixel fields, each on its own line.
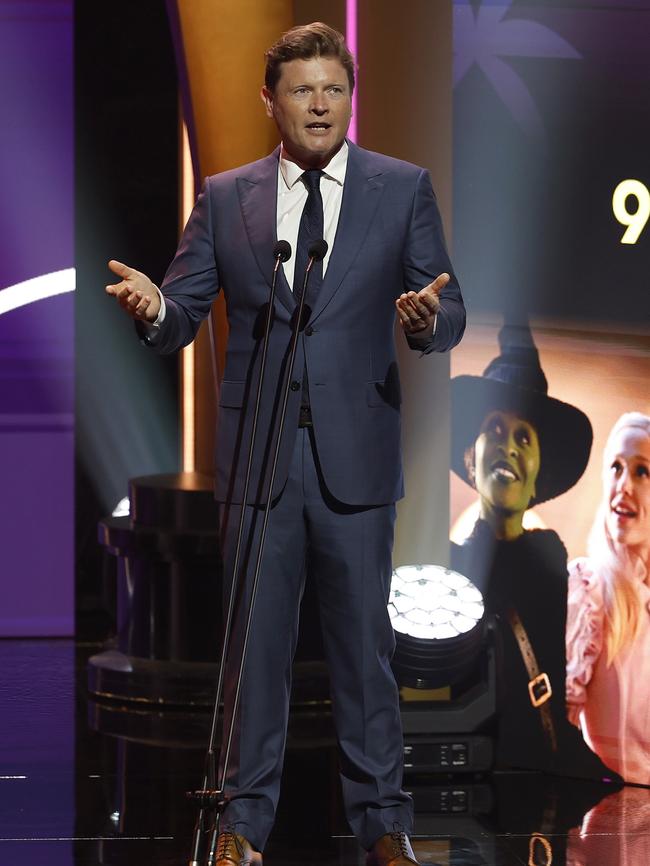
left=150, top=141, right=348, bottom=329
left=277, top=140, right=347, bottom=287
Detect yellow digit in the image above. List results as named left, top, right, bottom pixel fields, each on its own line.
left=612, top=179, right=650, bottom=244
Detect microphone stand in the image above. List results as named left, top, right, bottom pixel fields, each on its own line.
left=187, top=240, right=328, bottom=866
left=187, top=240, right=291, bottom=866
left=201, top=239, right=328, bottom=860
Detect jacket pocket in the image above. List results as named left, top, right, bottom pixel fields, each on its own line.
left=218, top=379, right=246, bottom=408
left=366, top=378, right=401, bottom=410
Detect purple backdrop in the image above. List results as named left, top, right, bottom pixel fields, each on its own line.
left=0, top=0, right=74, bottom=635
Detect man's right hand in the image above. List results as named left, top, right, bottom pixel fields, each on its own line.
left=105, top=259, right=161, bottom=322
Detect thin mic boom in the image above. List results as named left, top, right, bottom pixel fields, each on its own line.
left=273, top=240, right=292, bottom=263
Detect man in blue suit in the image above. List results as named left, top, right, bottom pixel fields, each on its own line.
left=107, top=22, right=464, bottom=866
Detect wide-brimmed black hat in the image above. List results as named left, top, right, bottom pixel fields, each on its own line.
left=451, top=323, right=592, bottom=504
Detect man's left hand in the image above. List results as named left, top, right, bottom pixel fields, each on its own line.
left=395, top=272, right=449, bottom=337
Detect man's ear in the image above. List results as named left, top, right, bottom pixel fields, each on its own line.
left=261, top=86, right=274, bottom=118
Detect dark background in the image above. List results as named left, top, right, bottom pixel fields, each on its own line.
left=75, top=1, right=180, bottom=637
left=453, top=1, right=650, bottom=326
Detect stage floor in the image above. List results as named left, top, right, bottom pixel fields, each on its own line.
left=0, top=639, right=646, bottom=865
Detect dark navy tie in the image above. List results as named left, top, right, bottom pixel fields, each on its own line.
left=293, top=169, right=324, bottom=306
left=293, top=169, right=323, bottom=410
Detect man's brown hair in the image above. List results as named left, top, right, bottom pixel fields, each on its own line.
left=264, top=22, right=355, bottom=93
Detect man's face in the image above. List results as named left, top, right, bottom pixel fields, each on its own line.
left=474, top=410, right=541, bottom=518
left=261, top=56, right=352, bottom=169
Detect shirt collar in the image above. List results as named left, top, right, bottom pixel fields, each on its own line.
left=279, top=140, right=348, bottom=191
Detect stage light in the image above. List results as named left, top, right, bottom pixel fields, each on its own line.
left=181, top=120, right=196, bottom=473
left=345, top=0, right=358, bottom=142
left=389, top=564, right=486, bottom=689
left=111, top=497, right=130, bottom=518
left=391, top=565, right=497, bottom=774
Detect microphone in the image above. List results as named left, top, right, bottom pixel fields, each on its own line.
left=308, top=239, right=328, bottom=263
left=302, top=239, right=327, bottom=284
left=295, top=239, right=327, bottom=330
left=273, top=240, right=291, bottom=274
left=273, top=240, right=292, bottom=263
left=256, top=242, right=290, bottom=336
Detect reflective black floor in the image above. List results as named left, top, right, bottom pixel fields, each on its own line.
left=0, top=639, right=648, bottom=865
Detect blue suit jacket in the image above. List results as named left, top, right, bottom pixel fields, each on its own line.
left=152, top=141, right=465, bottom=506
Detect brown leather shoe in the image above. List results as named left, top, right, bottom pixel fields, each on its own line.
left=215, top=831, right=262, bottom=866
left=366, top=831, right=420, bottom=866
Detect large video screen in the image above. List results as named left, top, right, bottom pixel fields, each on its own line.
left=452, top=0, right=650, bottom=784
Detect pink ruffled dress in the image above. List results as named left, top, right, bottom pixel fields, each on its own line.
left=566, top=558, right=650, bottom=785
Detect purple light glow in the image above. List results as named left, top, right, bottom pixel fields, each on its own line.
left=0, top=1, right=74, bottom=636
left=346, top=0, right=358, bottom=142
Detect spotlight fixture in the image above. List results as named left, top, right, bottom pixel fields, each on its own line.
left=390, top=565, right=496, bottom=774
left=389, top=564, right=485, bottom=690
left=111, top=496, right=130, bottom=518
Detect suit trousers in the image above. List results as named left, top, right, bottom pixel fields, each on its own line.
left=217, top=427, right=413, bottom=851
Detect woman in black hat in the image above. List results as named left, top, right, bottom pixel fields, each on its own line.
left=451, top=323, right=616, bottom=779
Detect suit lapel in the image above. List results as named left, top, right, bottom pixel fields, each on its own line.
left=311, top=142, right=385, bottom=321
left=237, top=148, right=295, bottom=314
left=237, top=144, right=386, bottom=319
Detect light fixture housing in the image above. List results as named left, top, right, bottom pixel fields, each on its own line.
left=389, top=564, right=486, bottom=689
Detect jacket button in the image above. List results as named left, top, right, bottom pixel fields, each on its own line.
left=305, top=326, right=314, bottom=336
left=290, top=380, right=301, bottom=391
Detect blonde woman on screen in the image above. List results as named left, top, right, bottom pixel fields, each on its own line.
left=567, top=412, right=650, bottom=784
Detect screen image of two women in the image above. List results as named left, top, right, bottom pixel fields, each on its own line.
left=451, top=323, right=649, bottom=785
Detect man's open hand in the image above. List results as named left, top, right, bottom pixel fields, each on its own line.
left=395, top=272, right=449, bottom=337
left=105, top=259, right=161, bottom=322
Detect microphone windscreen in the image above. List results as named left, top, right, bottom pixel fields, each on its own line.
left=308, top=239, right=328, bottom=261
left=274, top=240, right=292, bottom=262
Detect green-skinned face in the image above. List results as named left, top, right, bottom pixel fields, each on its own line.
left=473, top=410, right=540, bottom=536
